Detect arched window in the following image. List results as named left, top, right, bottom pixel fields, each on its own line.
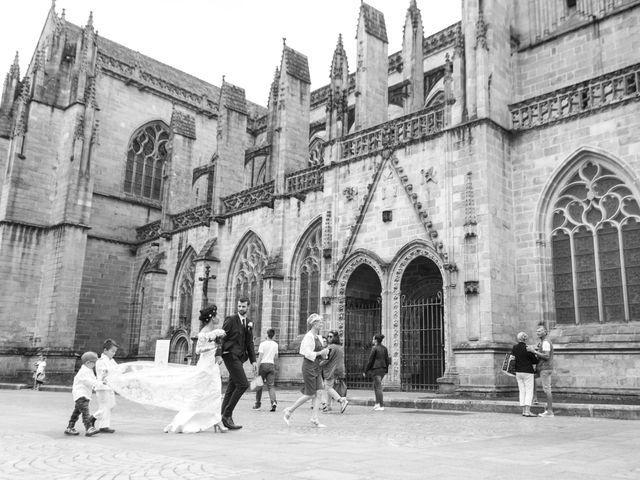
left=174, top=249, right=196, bottom=330
left=230, top=234, right=267, bottom=336
left=294, top=223, right=322, bottom=335
left=551, top=161, right=640, bottom=324
left=124, top=122, right=170, bottom=201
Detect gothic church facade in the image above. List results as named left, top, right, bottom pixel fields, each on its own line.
left=1, top=0, right=639, bottom=398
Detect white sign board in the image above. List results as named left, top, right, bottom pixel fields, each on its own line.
left=154, top=340, right=170, bottom=366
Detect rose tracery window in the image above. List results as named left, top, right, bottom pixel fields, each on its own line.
left=296, top=226, right=322, bottom=334
left=551, top=161, right=640, bottom=324
left=124, top=122, right=170, bottom=201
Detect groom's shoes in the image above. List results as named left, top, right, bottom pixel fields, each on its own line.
left=222, top=416, right=242, bottom=430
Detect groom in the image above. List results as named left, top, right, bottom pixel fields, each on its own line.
left=217, top=296, right=257, bottom=430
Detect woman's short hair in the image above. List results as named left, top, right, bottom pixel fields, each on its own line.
left=374, top=334, right=385, bottom=344
left=306, top=313, right=322, bottom=327
left=329, top=330, right=341, bottom=345
left=517, top=331, right=528, bottom=342
left=199, top=304, right=217, bottom=323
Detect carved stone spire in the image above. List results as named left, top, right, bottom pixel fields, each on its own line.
left=330, top=34, right=348, bottom=80
left=402, top=0, right=424, bottom=113
left=9, top=52, right=20, bottom=79
left=327, top=34, right=349, bottom=140
left=268, top=66, right=280, bottom=109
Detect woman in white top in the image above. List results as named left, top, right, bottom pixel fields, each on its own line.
left=109, top=305, right=228, bottom=433
left=283, top=313, right=329, bottom=428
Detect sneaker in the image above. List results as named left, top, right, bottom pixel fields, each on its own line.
left=270, top=403, right=277, bottom=412
left=340, top=398, right=349, bottom=414
left=372, top=404, right=380, bottom=410
left=99, top=427, right=115, bottom=433
left=373, top=405, right=385, bottom=411
left=85, top=426, right=99, bottom=437
left=310, top=418, right=326, bottom=428
left=283, top=408, right=292, bottom=426
left=539, top=410, right=555, bottom=417
left=64, top=427, right=79, bottom=436
left=321, top=406, right=332, bottom=413
left=252, top=403, right=261, bottom=410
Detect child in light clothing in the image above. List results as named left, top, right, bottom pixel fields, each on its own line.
left=64, top=351, right=100, bottom=436
left=33, top=354, right=46, bottom=391
left=94, top=339, right=120, bottom=433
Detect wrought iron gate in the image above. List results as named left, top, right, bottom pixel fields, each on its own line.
left=344, top=297, right=381, bottom=389
left=400, top=291, right=444, bottom=391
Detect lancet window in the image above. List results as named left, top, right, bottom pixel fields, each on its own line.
left=551, top=161, right=640, bottom=324
left=176, top=254, right=196, bottom=329
left=124, top=122, right=170, bottom=201
left=296, top=225, right=322, bottom=334
left=231, top=235, right=267, bottom=335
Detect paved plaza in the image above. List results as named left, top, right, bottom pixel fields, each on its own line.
left=1, top=389, right=639, bottom=480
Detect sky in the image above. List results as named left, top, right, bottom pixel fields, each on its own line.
left=0, top=0, right=461, bottom=106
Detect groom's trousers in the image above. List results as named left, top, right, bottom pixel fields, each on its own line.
left=221, top=354, right=249, bottom=418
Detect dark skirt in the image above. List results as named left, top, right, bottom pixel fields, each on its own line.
left=301, top=358, right=323, bottom=395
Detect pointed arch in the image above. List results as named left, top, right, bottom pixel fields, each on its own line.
left=537, top=148, right=640, bottom=325
left=128, top=259, right=150, bottom=356
left=388, top=240, right=448, bottom=383
left=335, top=249, right=386, bottom=333
left=123, top=120, right=170, bottom=201
left=289, top=217, right=323, bottom=340
left=226, top=231, right=268, bottom=334
left=172, top=246, right=196, bottom=329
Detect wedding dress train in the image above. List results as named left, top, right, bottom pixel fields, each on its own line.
left=109, top=332, right=222, bottom=433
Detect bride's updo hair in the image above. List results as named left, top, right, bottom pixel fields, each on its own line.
left=199, top=304, right=217, bottom=324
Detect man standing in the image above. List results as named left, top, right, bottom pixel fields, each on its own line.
left=253, top=328, right=279, bottom=412
left=217, top=297, right=257, bottom=430
left=530, top=324, right=554, bottom=417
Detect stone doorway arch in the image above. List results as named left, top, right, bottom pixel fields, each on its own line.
left=335, top=251, right=386, bottom=389
left=389, top=241, right=450, bottom=391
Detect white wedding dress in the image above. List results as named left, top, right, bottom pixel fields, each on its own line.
left=109, top=332, right=222, bottom=433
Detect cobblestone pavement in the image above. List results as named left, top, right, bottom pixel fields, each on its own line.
left=1, top=389, right=639, bottom=480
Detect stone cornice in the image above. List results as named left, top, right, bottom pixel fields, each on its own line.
left=97, top=52, right=218, bottom=118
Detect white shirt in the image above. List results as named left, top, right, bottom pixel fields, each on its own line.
left=95, top=354, right=119, bottom=391
left=72, top=365, right=99, bottom=401
left=35, top=360, right=46, bottom=374
left=299, top=331, right=321, bottom=362
left=258, top=339, right=278, bottom=364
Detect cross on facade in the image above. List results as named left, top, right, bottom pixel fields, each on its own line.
left=198, top=264, right=216, bottom=307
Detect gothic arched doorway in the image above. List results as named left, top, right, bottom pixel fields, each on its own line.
left=169, top=331, right=191, bottom=364
left=344, top=264, right=382, bottom=388
left=400, top=256, right=444, bottom=391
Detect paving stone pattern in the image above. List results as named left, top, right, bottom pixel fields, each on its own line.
left=1, top=390, right=640, bottom=479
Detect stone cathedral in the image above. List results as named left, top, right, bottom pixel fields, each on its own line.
left=1, top=0, right=639, bottom=399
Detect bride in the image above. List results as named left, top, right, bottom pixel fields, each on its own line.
left=109, top=304, right=228, bottom=433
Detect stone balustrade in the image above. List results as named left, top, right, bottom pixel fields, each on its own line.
left=221, top=181, right=275, bottom=213
left=172, top=204, right=212, bottom=231
left=135, top=220, right=161, bottom=242
left=339, top=106, right=444, bottom=162
left=510, top=63, right=640, bottom=130
left=285, top=166, right=324, bottom=194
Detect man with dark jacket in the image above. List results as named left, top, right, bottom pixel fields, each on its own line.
left=217, top=297, right=257, bottom=430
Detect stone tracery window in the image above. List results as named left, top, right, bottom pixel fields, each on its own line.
left=551, top=161, right=640, bottom=324
left=231, top=235, right=267, bottom=335
left=296, top=225, right=322, bottom=334
left=176, top=254, right=195, bottom=329
left=124, top=122, right=170, bottom=201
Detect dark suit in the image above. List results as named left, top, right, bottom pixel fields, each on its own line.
left=219, top=313, right=256, bottom=419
